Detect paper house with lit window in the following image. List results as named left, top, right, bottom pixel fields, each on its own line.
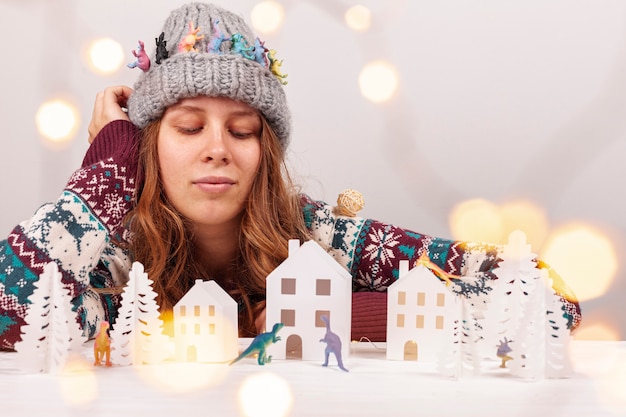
left=266, top=239, right=352, bottom=361
left=173, top=279, right=238, bottom=363
left=386, top=260, right=461, bottom=362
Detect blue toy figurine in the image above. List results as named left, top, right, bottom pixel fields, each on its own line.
left=497, top=337, right=514, bottom=368
left=319, top=315, right=348, bottom=372
left=230, top=323, right=284, bottom=365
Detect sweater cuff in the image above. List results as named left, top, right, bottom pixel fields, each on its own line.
left=351, top=291, right=387, bottom=342
left=82, top=120, right=140, bottom=168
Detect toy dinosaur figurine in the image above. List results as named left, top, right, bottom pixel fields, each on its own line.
left=319, top=315, right=348, bottom=372
left=94, top=321, right=112, bottom=367
left=415, top=252, right=462, bottom=286
left=268, top=49, right=288, bottom=85
left=207, top=19, right=230, bottom=54
left=252, top=37, right=269, bottom=67
left=497, top=337, right=514, bottom=368
left=230, top=323, right=284, bottom=365
left=178, top=21, right=204, bottom=52
left=127, top=40, right=151, bottom=72
left=155, top=32, right=169, bottom=64
left=230, top=33, right=255, bottom=60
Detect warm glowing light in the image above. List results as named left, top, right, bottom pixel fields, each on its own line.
left=87, top=37, right=125, bottom=75
left=136, top=362, right=230, bottom=393
left=251, top=1, right=285, bottom=34
left=58, top=355, right=97, bottom=406
left=573, top=322, right=620, bottom=341
left=358, top=61, right=399, bottom=103
left=35, top=99, right=80, bottom=143
left=345, top=5, right=372, bottom=31
left=541, top=224, right=617, bottom=302
left=238, top=372, right=293, bottom=417
left=499, top=200, right=549, bottom=250
left=449, top=198, right=504, bottom=243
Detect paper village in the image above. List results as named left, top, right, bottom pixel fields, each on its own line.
left=12, top=230, right=573, bottom=380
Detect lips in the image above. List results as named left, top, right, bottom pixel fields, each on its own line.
left=192, top=176, right=236, bottom=193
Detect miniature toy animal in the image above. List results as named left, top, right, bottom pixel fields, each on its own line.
left=94, top=321, right=112, bottom=367
left=230, top=33, right=254, bottom=60
left=206, top=19, right=230, bottom=54
left=252, top=37, right=269, bottom=67
left=319, top=315, right=348, bottom=372
left=127, top=40, right=150, bottom=72
left=497, top=337, right=513, bottom=368
left=155, top=32, right=169, bottom=64
left=267, top=49, right=288, bottom=85
left=178, top=21, right=204, bottom=52
left=230, top=323, right=284, bottom=365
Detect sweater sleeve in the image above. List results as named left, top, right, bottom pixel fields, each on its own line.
left=0, top=120, right=140, bottom=350
left=302, top=194, right=582, bottom=341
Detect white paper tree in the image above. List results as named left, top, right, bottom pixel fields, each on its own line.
left=110, top=262, right=169, bottom=365
left=14, top=261, right=85, bottom=373
left=437, top=317, right=461, bottom=379
left=544, top=275, right=574, bottom=378
left=459, top=296, right=481, bottom=377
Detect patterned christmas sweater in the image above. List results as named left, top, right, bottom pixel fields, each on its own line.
left=0, top=121, right=581, bottom=350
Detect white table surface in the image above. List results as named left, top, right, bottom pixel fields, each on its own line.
left=1, top=340, right=624, bottom=417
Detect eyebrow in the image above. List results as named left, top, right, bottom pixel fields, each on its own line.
left=166, top=103, right=259, bottom=118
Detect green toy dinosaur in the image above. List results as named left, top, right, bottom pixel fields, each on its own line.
left=229, top=323, right=284, bottom=365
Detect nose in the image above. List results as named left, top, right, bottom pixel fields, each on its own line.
left=201, top=126, right=230, bottom=163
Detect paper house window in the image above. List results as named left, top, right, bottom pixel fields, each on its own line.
left=209, top=305, right=215, bottom=316
left=398, top=291, right=406, bottom=305
left=281, top=309, right=295, bottom=326
left=435, top=315, right=444, bottom=329
left=436, top=293, right=445, bottom=307
left=316, top=279, right=331, bottom=296
left=180, top=306, right=187, bottom=316
left=194, top=323, right=200, bottom=334
left=417, top=292, right=426, bottom=306
left=416, top=315, right=424, bottom=328
left=397, top=314, right=405, bottom=327
left=281, top=278, right=296, bottom=295
left=315, top=310, right=330, bottom=327
left=181, top=324, right=187, bottom=335
left=194, top=306, right=200, bottom=316
left=209, top=323, right=215, bottom=334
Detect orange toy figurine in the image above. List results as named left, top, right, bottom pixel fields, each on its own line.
left=93, top=321, right=112, bottom=366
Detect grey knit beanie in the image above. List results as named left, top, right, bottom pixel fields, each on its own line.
left=127, top=2, right=291, bottom=149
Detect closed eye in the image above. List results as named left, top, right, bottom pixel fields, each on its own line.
left=176, top=126, right=203, bottom=135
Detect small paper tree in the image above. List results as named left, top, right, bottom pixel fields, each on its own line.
left=110, top=261, right=169, bottom=365
left=14, top=262, right=85, bottom=373
left=544, top=275, right=574, bottom=378
left=437, top=317, right=461, bottom=379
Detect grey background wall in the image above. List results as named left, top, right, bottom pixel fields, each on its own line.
left=1, top=0, right=623, bottom=339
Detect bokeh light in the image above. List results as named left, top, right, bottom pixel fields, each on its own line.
left=136, top=362, right=230, bottom=394
left=345, top=5, right=372, bottom=31
left=449, top=198, right=504, bottom=243
left=58, top=355, right=97, bottom=406
left=35, top=99, right=80, bottom=143
left=574, top=321, right=620, bottom=341
left=499, top=200, right=549, bottom=250
left=358, top=60, right=399, bottom=103
left=238, top=372, right=293, bottom=417
left=86, top=37, right=125, bottom=75
left=251, top=1, right=285, bottom=34
left=541, top=223, right=617, bottom=302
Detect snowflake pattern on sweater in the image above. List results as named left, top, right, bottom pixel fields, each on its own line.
left=0, top=121, right=582, bottom=350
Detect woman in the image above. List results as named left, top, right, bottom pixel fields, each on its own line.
left=0, top=2, right=581, bottom=349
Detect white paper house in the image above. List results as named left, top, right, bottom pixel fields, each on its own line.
left=173, top=279, right=238, bottom=363
left=266, top=239, right=352, bottom=361
left=386, top=260, right=461, bottom=362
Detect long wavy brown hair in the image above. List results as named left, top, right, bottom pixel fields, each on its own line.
left=126, top=115, right=309, bottom=336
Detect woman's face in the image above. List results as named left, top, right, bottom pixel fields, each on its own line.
left=158, top=96, right=262, bottom=232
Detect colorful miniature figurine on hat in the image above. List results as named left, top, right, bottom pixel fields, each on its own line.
left=252, top=37, right=269, bottom=67
left=268, top=49, right=288, bottom=85
left=94, top=321, right=112, bottom=367
left=207, top=18, right=230, bottom=54
left=230, top=33, right=255, bottom=60
left=155, top=32, right=169, bottom=64
left=229, top=323, right=284, bottom=366
left=178, top=21, right=204, bottom=52
left=127, top=40, right=151, bottom=72
left=319, top=315, right=348, bottom=372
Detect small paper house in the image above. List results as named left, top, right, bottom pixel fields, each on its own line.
left=173, top=279, right=238, bottom=363
left=266, top=239, right=352, bottom=361
left=386, top=260, right=461, bottom=362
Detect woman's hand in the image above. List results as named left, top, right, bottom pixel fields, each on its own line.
left=88, top=86, right=134, bottom=143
